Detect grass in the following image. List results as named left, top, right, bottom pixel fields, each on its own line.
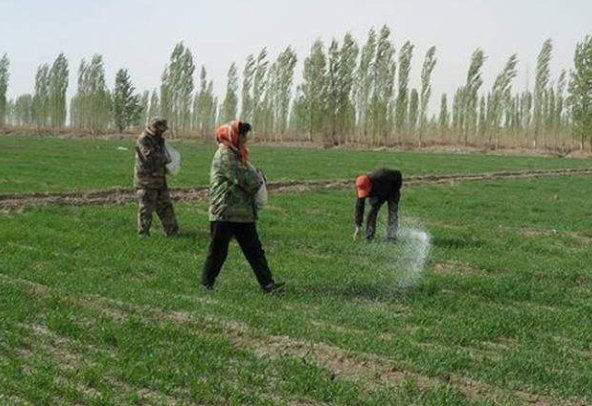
left=1, top=175, right=591, bottom=405
left=1, top=135, right=592, bottom=194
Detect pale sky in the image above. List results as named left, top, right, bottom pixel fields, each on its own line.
left=1, top=0, right=590, bottom=114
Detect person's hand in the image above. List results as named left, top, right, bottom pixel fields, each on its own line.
left=353, top=226, right=361, bottom=240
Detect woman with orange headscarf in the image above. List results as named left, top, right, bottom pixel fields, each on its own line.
left=201, top=120, right=285, bottom=294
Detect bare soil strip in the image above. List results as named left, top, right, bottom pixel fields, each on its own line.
left=1, top=167, right=591, bottom=212
left=1, top=273, right=587, bottom=406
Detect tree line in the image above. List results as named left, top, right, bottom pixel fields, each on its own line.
left=1, top=27, right=591, bottom=150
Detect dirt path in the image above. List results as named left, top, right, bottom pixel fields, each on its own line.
left=1, top=167, right=591, bottom=211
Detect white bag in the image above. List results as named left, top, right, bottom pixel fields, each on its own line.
left=255, top=179, right=268, bottom=211
left=164, top=141, right=181, bottom=176
left=249, top=163, right=268, bottom=211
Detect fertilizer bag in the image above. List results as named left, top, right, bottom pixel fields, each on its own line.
left=255, top=179, right=268, bottom=211
left=164, top=141, right=181, bottom=176
left=249, top=163, right=268, bottom=211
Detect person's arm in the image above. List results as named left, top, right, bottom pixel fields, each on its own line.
left=354, top=197, right=366, bottom=228
left=353, top=197, right=365, bottom=239
left=136, top=137, right=167, bottom=172
left=365, top=201, right=381, bottom=241
left=222, top=150, right=262, bottom=195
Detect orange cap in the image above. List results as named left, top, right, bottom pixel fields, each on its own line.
left=355, top=175, right=371, bottom=198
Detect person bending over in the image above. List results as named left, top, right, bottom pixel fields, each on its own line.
left=353, top=168, right=403, bottom=242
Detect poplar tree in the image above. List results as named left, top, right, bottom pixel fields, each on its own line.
left=138, top=90, right=150, bottom=128
left=33, top=64, right=50, bottom=127
left=70, top=55, right=111, bottom=133
left=0, top=54, right=10, bottom=127
left=193, top=66, right=217, bottom=138
left=160, top=42, right=195, bottom=135
left=419, top=46, right=437, bottom=147
left=533, top=39, right=552, bottom=148
left=356, top=28, right=377, bottom=141
left=489, top=54, right=518, bottom=147
left=289, top=88, right=307, bottom=137
left=272, top=46, right=297, bottom=138
left=439, top=93, right=450, bottom=138
left=88, top=55, right=112, bottom=132
left=112, top=68, right=141, bottom=132
left=148, top=89, right=160, bottom=120
left=452, top=87, right=464, bottom=140
left=299, top=39, right=327, bottom=140
left=520, top=90, right=533, bottom=140
left=395, top=41, right=414, bottom=142
left=48, top=53, right=69, bottom=128
left=408, top=88, right=419, bottom=137
left=222, top=62, right=239, bottom=123
left=544, top=87, right=555, bottom=137
left=554, top=70, right=567, bottom=147
left=370, top=25, right=396, bottom=144
left=13, top=94, right=34, bottom=126
left=240, top=54, right=255, bottom=121
left=260, top=62, right=276, bottom=138
left=251, top=48, right=269, bottom=136
left=6, top=98, right=14, bottom=124
left=478, top=94, right=487, bottom=139
left=337, top=33, right=359, bottom=143
left=461, top=48, right=486, bottom=146
left=568, top=35, right=592, bottom=150
left=326, top=39, right=341, bottom=145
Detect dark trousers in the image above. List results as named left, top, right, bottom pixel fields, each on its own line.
left=366, top=193, right=400, bottom=241
left=201, top=222, right=274, bottom=288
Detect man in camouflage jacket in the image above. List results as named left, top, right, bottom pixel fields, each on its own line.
left=201, top=120, right=284, bottom=294
left=134, top=117, right=179, bottom=237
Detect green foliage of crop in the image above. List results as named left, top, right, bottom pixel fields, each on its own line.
left=1, top=175, right=591, bottom=404
left=1, top=135, right=591, bottom=195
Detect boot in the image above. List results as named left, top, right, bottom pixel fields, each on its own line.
left=262, top=281, right=286, bottom=294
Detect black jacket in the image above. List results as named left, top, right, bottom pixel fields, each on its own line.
left=354, top=168, right=403, bottom=227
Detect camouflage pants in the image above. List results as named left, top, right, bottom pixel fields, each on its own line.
left=136, top=188, right=179, bottom=236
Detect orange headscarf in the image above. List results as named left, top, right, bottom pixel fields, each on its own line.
left=215, top=120, right=250, bottom=165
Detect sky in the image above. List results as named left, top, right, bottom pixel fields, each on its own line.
left=1, top=0, right=590, bottom=114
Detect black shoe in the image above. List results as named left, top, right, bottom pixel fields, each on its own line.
left=139, top=232, right=150, bottom=239
left=201, top=283, right=214, bottom=292
left=262, top=281, right=286, bottom=294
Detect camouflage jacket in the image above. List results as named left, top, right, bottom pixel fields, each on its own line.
left=209, top=146, right=262, bottom=223
left=134, top=131, right=170, bottom=189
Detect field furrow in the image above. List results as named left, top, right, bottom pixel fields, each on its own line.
left=1, top=167, right=591, bottom=211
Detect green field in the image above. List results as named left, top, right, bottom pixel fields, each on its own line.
left=1, top=136, right=592, bottom=405
left=1, top=135, right=591, bottom=194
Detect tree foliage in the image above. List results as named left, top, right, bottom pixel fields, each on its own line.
left=0, top=54, right=8, bottom=127
left=3, top=29, right=592, bottom=150
left=112, top=68, right=141, bottom=132
left=568, top=35, right=592, bottom=149
left=160, top=42, right=195, bottom=135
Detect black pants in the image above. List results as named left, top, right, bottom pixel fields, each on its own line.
left=366, top=193, right=400, bottom=241
left=201, top=222, right=274, bottom=288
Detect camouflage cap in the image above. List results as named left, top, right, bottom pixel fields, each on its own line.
left=148, top=117, right=168, bottom=129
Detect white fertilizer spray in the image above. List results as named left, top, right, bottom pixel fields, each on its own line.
left=355, top=226, right=432, bottom=290
left=395, top=227, right=432, bottom=288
